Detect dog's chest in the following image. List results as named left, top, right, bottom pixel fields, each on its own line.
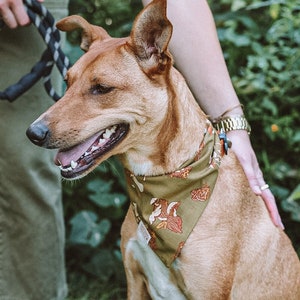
left=125, top=123, right=222, bottom=267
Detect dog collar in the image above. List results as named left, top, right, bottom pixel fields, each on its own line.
left=125, top=122, right=222, bottom=267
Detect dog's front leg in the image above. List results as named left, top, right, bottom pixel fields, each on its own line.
left=122, top=246, right=152, bottom=300
left=125, top=237, right=187, bottom=300
left=127, top=234, right=186, bottom=300
left=121, top=210, right=152, bottom=299
left=121, top=210, right=186, bottom=300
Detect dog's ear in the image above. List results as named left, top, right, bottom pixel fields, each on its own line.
left=130, top=0, right=173, bottom=73
left=56, top=15, right=110, bottom=52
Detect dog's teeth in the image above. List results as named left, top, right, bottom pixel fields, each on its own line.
left=103, top=128, right=112, bottom=139
left=61, top=166, right=72, bottom=172
left=98, top=138, right=106, bottom=145
left=91, top=145, right=99, bottom=152
left=71, top=160, right=78, bottom=169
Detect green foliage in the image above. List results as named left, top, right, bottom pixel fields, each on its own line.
left=87, top=178, right=127, bottom=209
left=69, top=211, right=111, bottom=247
left=64, top=0, right=300, bottom=297
left=282, top=184, right=300, bottom=223
left=210, top=0, right=300, bottom=250
left=67, top=0, right=142, bottom=44
left=64, top=158, right=129, bottom=299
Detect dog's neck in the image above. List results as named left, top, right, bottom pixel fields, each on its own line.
left=120, top=68, right=208, bottom=176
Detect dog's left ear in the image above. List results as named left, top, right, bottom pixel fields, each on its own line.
left=130, top=0, right=173, bottom=73
left=57, top=15, right=110, bottom=52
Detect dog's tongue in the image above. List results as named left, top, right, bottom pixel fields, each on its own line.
left=55, top=133, right=99, bottom=167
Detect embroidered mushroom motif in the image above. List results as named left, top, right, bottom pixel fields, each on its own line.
left=191, top=185, right=211, bottom=201
left=149, top=198, right=183, bottom=233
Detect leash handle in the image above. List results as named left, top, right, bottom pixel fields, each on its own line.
left=0, top=0, right=71, bottom=102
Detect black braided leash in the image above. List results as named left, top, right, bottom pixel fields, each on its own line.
left=0, top=0, right=71, bottom=102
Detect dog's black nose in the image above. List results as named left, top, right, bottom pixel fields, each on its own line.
left=26, top=121, right=50, bottom=146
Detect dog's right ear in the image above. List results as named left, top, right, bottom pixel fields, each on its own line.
left=56, top=15, right=110, bottom=52
left=129, top=0, right=173, bottom=74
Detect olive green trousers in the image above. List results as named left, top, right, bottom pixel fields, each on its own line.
left=0, top=1, right=68, bottom=299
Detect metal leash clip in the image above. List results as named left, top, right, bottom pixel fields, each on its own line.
left=218, top=129, right=232, bottom=156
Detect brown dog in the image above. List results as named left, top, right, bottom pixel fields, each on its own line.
left=27, top=0, right=300, bottom=299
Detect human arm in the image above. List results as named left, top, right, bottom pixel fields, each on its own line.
left=0, top=0, right=43, bottom=28
left=142, top=0, right=283, bottom=229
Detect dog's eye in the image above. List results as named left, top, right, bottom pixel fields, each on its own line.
left=90, top=84, right=114, bottom=95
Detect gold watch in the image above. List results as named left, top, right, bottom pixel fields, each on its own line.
left=212, top=115, right=251, bottom=135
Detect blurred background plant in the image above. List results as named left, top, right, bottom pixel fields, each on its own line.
left=211, top=0, right=300, bottom=249
left=63, top=0, right=300, bottom=298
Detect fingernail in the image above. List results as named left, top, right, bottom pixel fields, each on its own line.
left=279, top=219, right=285, bottom=230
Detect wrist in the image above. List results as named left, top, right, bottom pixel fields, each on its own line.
left=210, top=104, right=251, bottom=135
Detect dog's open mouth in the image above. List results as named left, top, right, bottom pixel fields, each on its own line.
left=55, top=123, right=129, bottom=179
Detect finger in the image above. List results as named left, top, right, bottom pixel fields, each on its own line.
left=10, top=1, right=30, bottom=26
left=241, top=157, right=262, bottom=196
left=227, top=131, right=284, bottom=229
left=261, top=188, right=284, bottom=230
left=239, top=156, right=284, bottom=229
left=248, top=177, right=262, bottom=195
left=1, top=8, right=18, bottom=28
left=254, top=172, right=284, bottom=229
left=0, top=0, right=30, bottom=28
left=255, top=173, right=284, bottom=229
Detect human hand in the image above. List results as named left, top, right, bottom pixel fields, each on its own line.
left=227, top=129, right=284, bottom=229
left=0, top=0, right=43, bottom=29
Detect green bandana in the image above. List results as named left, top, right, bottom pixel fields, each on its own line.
left=125, top=122, right=222, bottom=267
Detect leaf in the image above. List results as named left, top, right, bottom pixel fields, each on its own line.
left=231, top=0, right=247, bottom=11
left=87, top=178, right=113, bottom=194
left=87, top=177, right=127, bottom=208
left=83, top=249, right=125, bottom=282
left=83, top=249, right=116, bottom=281
left=89, top=191, right=127, bottom=208
left=282, top=184, right=300, bottom=222
left=246, top=0, right=285, bottom=11
left=69, top=211, right=111, bottom=247
left=292, top=131, right=300, bottom=143
left=224, top=28, right=251, bottom=46
left=288, top=185, right=300, bottom=202
left=261, top=98, right=278, bottom=115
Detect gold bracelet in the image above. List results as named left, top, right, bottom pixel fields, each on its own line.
left=212, top=115, right=251, bottom=135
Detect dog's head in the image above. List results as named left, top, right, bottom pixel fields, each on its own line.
left=26, top=0, right=176, bottom=179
